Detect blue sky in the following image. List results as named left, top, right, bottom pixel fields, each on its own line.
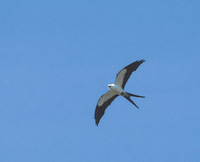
left=0, top=0, right=200, bottom=161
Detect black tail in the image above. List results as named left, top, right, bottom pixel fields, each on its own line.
left=124, top=96, right=139, bottom=109
left=127, top=92, right=145, bottom=98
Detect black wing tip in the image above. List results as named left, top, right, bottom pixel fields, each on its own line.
left=95, top=120, right=99, bottom=126
left=138, top=59, right=146, bottom=63
left=94, top=109, right=101, bottom=126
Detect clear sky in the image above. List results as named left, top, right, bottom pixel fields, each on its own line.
left=0, top=1, right=200, bottom=162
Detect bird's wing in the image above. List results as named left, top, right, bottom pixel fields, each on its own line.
left=114, top=59, right=145, bottom=88
left=95, top=91, right=118, bottom=126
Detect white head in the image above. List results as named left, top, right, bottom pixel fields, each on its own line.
left=108, top=84, right=115, bottom=90
left=108, top=84, right=112, bottom=88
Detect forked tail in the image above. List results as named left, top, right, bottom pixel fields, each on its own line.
left=127, top=92, right=145, bottom=98
left=124, top=96, right=139, bottom=109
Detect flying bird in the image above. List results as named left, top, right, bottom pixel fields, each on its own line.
left=95, top=59, right=145, bottom=126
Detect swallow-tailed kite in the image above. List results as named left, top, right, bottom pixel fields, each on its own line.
left=95, top=59, right=145, bottom=126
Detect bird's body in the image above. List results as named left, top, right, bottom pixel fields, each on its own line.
left=108, top=84, right=125, bottom=95
left=95, top=59, right=145, bottom=126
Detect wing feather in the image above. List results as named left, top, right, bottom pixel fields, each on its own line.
left=95, top=91, right=118, bottom=126
left=115, top=59, right=145, bottom=88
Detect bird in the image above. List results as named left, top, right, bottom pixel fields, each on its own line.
left=94, top=59, right=145, bottom=126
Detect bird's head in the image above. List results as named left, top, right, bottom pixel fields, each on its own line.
left=108, top=84, right=114, bottom=89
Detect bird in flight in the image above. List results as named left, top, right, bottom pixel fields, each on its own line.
left=94, top=59, right=145, bottom=126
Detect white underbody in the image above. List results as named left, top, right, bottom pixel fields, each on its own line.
left=108, top=84, right=125, bottom=95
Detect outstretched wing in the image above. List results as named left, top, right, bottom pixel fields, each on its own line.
left=95, top=91, right=118, bottom=126
left=115, top=59, right=145, bottom=88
